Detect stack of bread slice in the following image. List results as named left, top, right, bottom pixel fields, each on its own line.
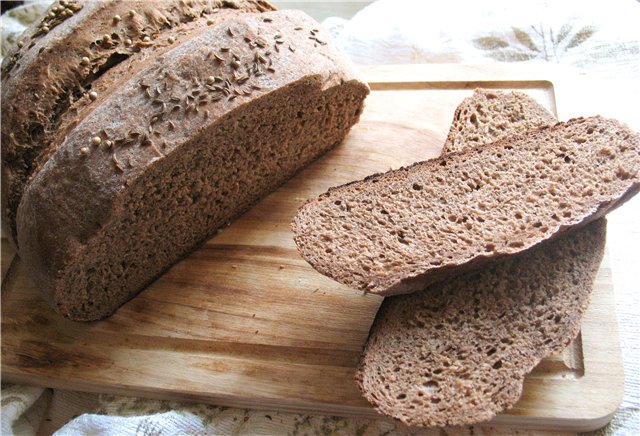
left=293, top=89, right=639, bottom=426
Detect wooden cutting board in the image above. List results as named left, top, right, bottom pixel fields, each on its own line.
left=1, top=65, right=624, bottom=432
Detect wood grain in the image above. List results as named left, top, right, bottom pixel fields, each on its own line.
left=0, top=65, right=624, bottom=432
left=1, top=237, right=17, bottom=296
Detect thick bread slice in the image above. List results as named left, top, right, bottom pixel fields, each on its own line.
left=443, top=88, right=557, bottom=154
left=1, top=0, right=275, bottom=243
left=292, top=116, right=639, bottom=296
left=355, top=219, right=606, bottom=427
left=16, top=10, right=369, bottom=321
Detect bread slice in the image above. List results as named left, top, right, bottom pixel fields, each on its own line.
left=356, top=89, right=606, bottom=426
left=1, top=0, right=275, bottom=243
left=16, top=10, right=369, bottom=321
left=355, top=219, right=606, bottom=427
left=292, top=115, right=639, bottom=296
left=442, top=88, right=557, bottom=154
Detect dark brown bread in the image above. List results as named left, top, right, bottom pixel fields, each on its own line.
left=355, top=219, right=606, bottom=427
left=1, top=0, right=275, bottom=243
left=443, top=88, right=557, bottom=154
left=16, top=10, right=369, bottom=321
left=356, top=89, right=606, bottom=426
left=292, top=116, right=640, bottom=296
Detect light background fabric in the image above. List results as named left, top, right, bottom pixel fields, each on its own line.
left=1, top=0, right=638, bottom=434
left=323, top=0, right=640, bottom=78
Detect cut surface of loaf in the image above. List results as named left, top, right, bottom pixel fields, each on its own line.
left=443, top=88, right=557, bottom=154
left=16, top=10, right=369, bottom=321
left=292, top=116, right=640, bottom=295
left=1, top=0, right=275, bottom=243
left=356, top=219, right=606, bottom=427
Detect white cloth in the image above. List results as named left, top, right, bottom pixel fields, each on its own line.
left=0, top=385, right=46, bottom=436
left=323, top=0, right=640, bottom=79
left=52, top=412, right=206, bottom=436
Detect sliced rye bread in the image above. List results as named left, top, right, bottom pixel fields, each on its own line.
left=1, top=0, right=275, bottom=243
left=16, top=10, right=369, bottom=321
left=356, top=89, right=607, bottom=426
left=292, top=115, right=640, bottom=296
left=442, top=88, right=557, bottom=154
left=355, top=218, right=606, bottom=427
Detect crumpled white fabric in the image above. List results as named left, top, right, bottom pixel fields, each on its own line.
left=52, top=411, right=206, bottom=436
left=0, top=385, right=46, bottom=436
left=322, top=0, right=640, bottom=80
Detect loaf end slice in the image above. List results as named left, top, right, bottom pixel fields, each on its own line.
left=16, top=10, right=368, bottom=321
left=443, top=88, right=557, bottom=154
left=356, top=219, right=606, bottom=427
left=292, top=116, right=639, bottom=295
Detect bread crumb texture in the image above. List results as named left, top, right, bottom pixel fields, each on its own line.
left=356, top=219, right=606, bottom=427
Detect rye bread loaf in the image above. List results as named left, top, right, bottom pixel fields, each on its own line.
left=355, top=219, right=606, bottom=427
left=1, top=0, right=275, bottom=243
left=15, top=9, right=369, bottom=321
left=292, top=115, right=639, bottom=296
left=442, top=88, right=557, bottom=154
left=356, top=89, right=606, bottom=426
